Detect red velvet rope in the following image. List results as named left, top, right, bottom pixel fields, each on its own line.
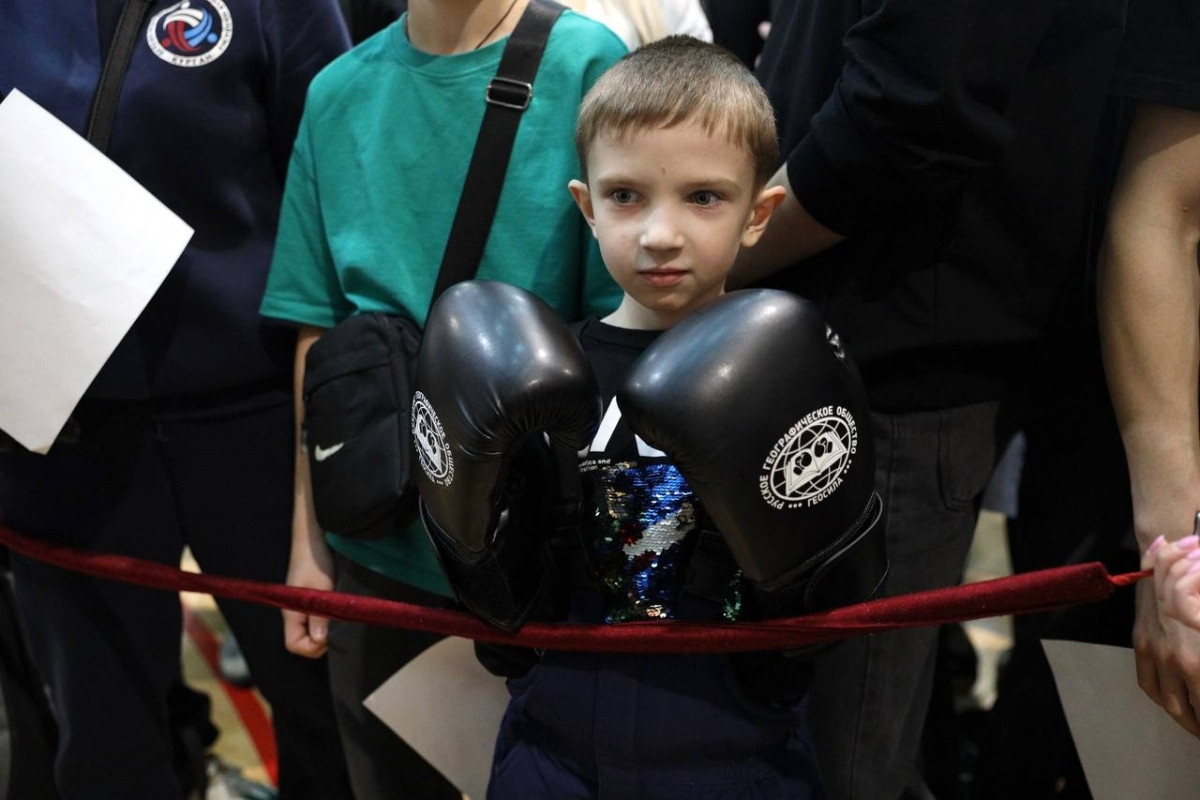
left=0, top=524, right=1150, bottom=654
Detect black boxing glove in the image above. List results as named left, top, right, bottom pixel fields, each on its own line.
left=413, top=281, right=601, bottom=631
left=618, top=289, right=886, bottom=620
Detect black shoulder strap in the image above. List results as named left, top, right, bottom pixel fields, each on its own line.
left=86, top=0, right=156, bottom=153
left=429, top=0, right=565, bottom=309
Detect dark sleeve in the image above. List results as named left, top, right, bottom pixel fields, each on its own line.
left=787, top=0, right=1066, bottom=236
left=261, top=0, right=352, bottom=181
left=1110, top=0, right=1200, bottom=111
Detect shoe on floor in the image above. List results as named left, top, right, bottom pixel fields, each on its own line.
left=206, top=756, right=278, bottom=800
left=218, top=633, right=254, bottom=688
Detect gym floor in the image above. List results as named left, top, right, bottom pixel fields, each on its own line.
left=180, top=562, right=275, bottom=791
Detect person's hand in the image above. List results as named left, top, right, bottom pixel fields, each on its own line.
left=1135, top=535, right=1200, bottom=736
left=282, top=521, right=335, bottom=659
left=1152, top=534, right=1200, bottom=630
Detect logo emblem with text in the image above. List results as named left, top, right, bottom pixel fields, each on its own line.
left=147, top=0, right=233, bottom=67
left=412, top=392, right=453, bottom=486
left=759, top=406, right=856, bottom=510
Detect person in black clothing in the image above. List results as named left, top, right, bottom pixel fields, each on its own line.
left=732, top=3, right=1128, bottom=798
left=0, top=2, right=353, bottom=797
left=971, top=6, right=1200, bottom=797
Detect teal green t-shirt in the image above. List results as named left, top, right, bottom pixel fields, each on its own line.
left=262, top=12, right=626, bottom=596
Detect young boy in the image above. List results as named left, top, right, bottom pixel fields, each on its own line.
left=416, top=36, right=886, bottom=797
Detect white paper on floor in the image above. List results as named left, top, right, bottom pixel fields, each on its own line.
left=0, top=89, right=192, bottom=453
left=1044, top=639, right=1200, bottom=799
left=365, top=636, right=509, bottom=800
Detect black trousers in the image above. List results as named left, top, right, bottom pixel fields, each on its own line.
left=327, top=551, right=461, bottom=800
left=807, top=402, right=1012, bottom=800
left=0, top=395, right=352, bottom=799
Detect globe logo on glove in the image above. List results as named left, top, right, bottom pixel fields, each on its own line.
left=412, top=392, right=454, bottom=487
left=759, top=406, right=857, bottom=510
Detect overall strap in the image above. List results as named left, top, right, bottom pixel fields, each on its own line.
left=86, top=0, right=156, bottom=152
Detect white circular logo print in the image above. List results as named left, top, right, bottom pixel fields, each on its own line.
left=412, top=392, right=453, bottom=487
left=759, top=406, right=857, bottom=510
left=147, top=0, right=233, bottom=68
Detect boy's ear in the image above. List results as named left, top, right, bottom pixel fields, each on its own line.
left=740, top=185, right=787, bottom=248
left=568, top=179, right=598, bottom=239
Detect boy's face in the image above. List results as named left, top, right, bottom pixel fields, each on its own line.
left=570, top=120, right=783, bottom=329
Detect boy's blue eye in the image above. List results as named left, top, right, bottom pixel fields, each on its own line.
left=610, top=188, right=637, bottom=204
left=692, top=191, right=720, bottom=207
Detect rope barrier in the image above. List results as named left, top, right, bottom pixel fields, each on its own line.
left=0, top=524, right=1149, bottom=654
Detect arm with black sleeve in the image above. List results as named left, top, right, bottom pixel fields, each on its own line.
left=413, top=281, right=602, bottom=632
left=619, top=290, right=887, bottom=701
left=734, top=0, right=1070, bottom=284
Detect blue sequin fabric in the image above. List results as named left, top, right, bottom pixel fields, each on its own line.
left=585, top=461, right=741, bottom=623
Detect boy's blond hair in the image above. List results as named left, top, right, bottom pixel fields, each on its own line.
left=575, top=36, right=778, bottom=188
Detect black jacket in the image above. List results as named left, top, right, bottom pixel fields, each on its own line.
left=756, top=0, right=1127, bottom=411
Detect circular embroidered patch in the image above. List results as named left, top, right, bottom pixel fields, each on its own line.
left=759, top=406, right=857, bottom=510
left=412, top=391, right=454, bottom=487
left=146, top=0, right=233, bottom=68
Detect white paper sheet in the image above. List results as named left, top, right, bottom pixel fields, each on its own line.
left=364, top=636, right=509, bottom=800
left=0, top=90, right=193, bottom=453
left=1043, top=639, right=1200, bottom=799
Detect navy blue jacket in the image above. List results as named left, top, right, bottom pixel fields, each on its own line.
left=0, top=0, right=349, bottom=400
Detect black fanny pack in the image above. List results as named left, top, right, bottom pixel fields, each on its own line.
left=303, top=313, right=422, bottom=538
left=301, top=0, right=563, bottom=540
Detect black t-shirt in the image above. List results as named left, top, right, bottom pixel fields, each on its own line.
left=482, top=319, right=809, bottom=702
left=570, top=318, right=741, bottom=624
left=1111, top=0, right=1200, bottom=110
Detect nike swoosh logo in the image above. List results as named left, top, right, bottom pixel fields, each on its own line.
left=313, top=443, right=345, bottom=462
